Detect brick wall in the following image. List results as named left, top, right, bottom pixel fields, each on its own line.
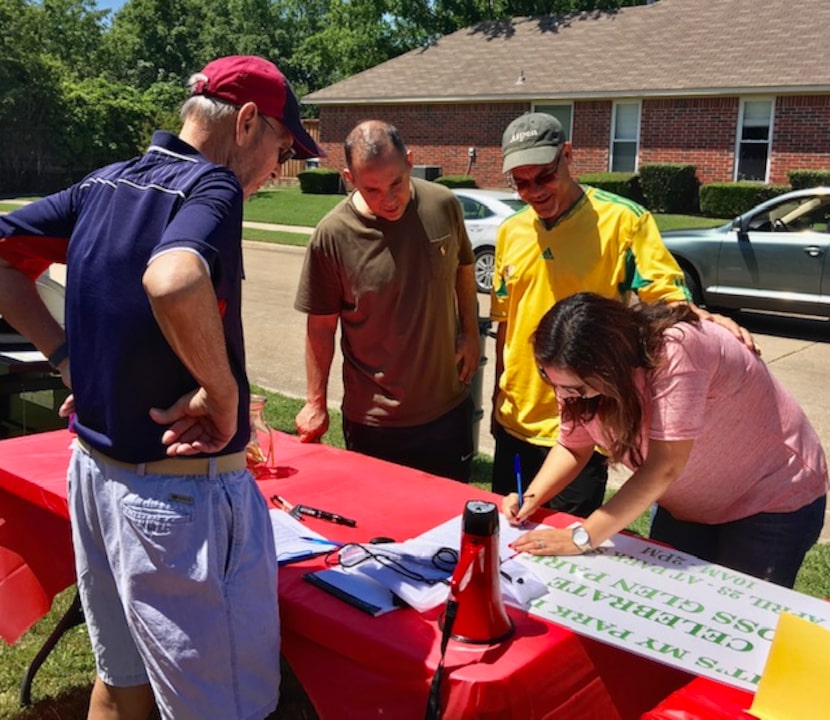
left=639, top=97, right=739, bottom=184
left=317, top=102, right=529, bottom=188
left=569, top=100, right=613, bottom=179
left=316, top=94, right=830, bottom=189
left=770, top=95, right=830, bottom=182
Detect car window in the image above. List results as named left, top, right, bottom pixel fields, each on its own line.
left=501, top=199, right=527, bottom=213
left=748, top=196, right=830, bottom=233
left=803, top=199, right=830, bottom=232
left=458, top=197, right=494, bottom=220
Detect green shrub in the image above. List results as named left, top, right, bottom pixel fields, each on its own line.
left=433, top=174, right=477, bottom=188
left=297, top=168, right=343, bottom=194
left=638, top=163, right=699, bottom=213
left=787, top=169, right=830, bottom=190
left=699, top=182, right=790, bottom=218
left=578, top=172, right=644, bottom=204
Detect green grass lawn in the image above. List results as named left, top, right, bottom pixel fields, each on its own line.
left=242, top=187, right=727, bottom=234
left=5, top=188, right=727, bottom=236
left=2, top=386, right=828, bottom=719
left=244, top=187, right=343, bottom=226
left=655, top=214, right=727, bottom=232
left=243, top=228, right=311, bottom=246
left=0, top=203, right=26, bottom=213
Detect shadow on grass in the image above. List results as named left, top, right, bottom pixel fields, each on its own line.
left=13, top=685, right=93, bottom=720
left=12, top=661, right=317, bottom=720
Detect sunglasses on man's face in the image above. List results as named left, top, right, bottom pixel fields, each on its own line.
left=261, top=116, right=296, bottom=165
left=507, top=154, right=562, bottom=192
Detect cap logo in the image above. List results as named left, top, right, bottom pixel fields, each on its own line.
left=510, top=129, right=538, bottom=143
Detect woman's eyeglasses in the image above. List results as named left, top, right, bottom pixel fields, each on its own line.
left=537, top=365, right=601, bottom=403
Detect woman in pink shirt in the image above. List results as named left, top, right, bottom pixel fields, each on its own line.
left=504, top=292, right=827, bottom=587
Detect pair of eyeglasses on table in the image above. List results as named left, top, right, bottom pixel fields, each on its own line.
left=325, top=543, right=459, bottom=585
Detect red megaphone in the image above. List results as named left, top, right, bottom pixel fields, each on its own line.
left=445, top=500, right=513, bottom=644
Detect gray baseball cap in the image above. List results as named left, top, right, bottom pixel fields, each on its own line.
left=501, top=113, right=565, bottom=174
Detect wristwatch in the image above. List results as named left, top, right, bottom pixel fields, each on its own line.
left=571, top=524, right=594, bottom=553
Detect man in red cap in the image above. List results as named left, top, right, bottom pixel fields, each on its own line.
left=0, top=55, right=321, bottom=719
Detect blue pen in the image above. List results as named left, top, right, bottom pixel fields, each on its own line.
left=300, top=536, right=342, bottom=547
left=514, top=453, right=524, bottom=525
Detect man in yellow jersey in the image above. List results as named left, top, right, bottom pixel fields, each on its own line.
left=490, top=112, right=754, bottom=518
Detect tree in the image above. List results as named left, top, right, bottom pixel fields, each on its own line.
left=197, top=0, right=276, bottom=61
left=36, top=0, right=109, bottom=77
left=286, top=0, right=409, bottom=96
left=58, top=77, right=164, bottom=171
left=0, top=1, right=67, bottom=192
left=102, top=0, right=282, bottom=90
left=102, top=0, right=205, bottom=88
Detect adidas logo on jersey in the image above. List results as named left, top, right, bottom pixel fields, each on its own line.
left=541, top=248, right=555, bottom=260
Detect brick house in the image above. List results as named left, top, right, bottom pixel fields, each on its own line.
left=303, top=0, right=830, bottom=189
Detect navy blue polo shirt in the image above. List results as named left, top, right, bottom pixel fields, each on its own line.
left=0, top=132, right=250, bottom=462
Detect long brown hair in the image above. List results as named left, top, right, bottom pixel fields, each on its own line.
left=533, top=292, right=699, bottom=466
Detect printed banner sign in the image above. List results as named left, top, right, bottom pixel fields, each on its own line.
left=517, top=532, right=830, bottom=692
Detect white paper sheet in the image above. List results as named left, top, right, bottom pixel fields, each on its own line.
left=0, top=350, right=47, bottom=363
left=269, top=508, right=339, bottom=564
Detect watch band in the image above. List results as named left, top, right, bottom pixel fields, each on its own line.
left=48, top=341, right=69, bottom=369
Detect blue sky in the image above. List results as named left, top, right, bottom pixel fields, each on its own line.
left=96, top=0, right=126, bottom=12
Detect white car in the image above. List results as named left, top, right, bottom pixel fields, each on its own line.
left=452, top=189, right=526, bottom=293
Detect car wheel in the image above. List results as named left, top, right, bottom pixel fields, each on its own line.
left=681, top=266, right=704, bottom=306
left=473, top=247, right=495, bottom=293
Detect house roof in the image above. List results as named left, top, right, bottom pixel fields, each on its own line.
left=304, top=0, right=830, bottom=105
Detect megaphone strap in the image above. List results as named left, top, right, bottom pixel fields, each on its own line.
left=424, top=599, right=459, bottom=720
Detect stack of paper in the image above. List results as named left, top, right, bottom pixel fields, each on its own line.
left=269, top=509, right=339, bottom=565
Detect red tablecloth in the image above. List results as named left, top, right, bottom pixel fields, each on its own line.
left=641, top=677, right=754, bottom=719
left=0, top=430, right=75, bottom=643
left=0, top=429, right=714, bottom=719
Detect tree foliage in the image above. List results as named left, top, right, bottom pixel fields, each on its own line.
left=0, top=1, right=73, bottom=191
left=1, top=0, right=651, bottom=192
left=386, top=0, right=646, bottom=46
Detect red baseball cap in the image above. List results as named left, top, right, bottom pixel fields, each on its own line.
left=192, top=55, right=324, bottom=160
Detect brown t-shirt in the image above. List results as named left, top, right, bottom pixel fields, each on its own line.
left=295, top=178, right=474, bottom=427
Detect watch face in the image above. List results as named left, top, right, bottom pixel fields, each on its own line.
left=573, top=526, right=591, bottom=548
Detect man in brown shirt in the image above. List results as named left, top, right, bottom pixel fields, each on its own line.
left=294, top=120, right=479, bottom=481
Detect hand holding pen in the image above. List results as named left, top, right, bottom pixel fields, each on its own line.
left=502, top=492, right=536, bottom=527
left=514, top=454, right=524, bottom=518
left=503, top=454, right=535, bottom=527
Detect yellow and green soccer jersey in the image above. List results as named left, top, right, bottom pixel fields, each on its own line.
left=490, top=186, right=689, bottom=446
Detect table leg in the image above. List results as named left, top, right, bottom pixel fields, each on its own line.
left=19, top=591, right=85, bottom=707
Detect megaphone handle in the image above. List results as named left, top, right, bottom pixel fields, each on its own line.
left=424, top=598, right=457, bottom=720
left=449, top=541, right=481, bottom=595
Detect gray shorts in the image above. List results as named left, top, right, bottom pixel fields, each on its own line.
left=68, top=444, right=280, bottom=719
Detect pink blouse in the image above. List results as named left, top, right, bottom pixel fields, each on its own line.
left=559, top=321, right=828, bottom=523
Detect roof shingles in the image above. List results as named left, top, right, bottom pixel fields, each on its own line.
left=305, top=0, right=830, bottom=104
